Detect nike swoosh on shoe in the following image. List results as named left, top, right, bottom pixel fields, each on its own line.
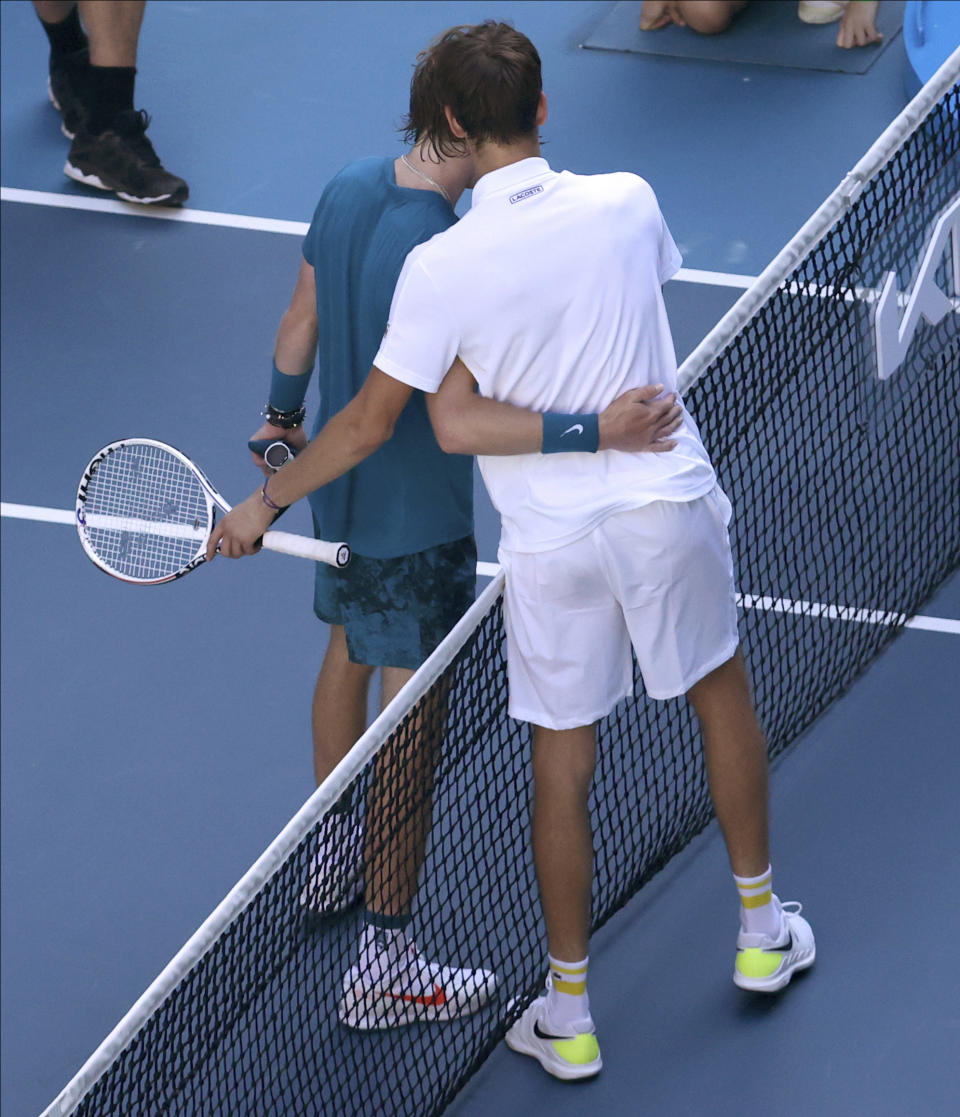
left=382, top=983, right=448, bottom=1007
left=771, top=929, right=796, bottom=953
left=534, top=1020, right=576, bottom=1041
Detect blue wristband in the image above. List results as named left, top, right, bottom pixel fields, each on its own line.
left=269, top=362, right=312, bottom=413
left=542, top=412, right=600, bottom=454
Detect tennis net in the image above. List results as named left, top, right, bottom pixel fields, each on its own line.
left=44, top=49, right=959, bottom=1117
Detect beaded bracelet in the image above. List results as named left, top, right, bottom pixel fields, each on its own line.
left=261, top=402, right=307, bottom=430
left=261, top=478, right=287, bottom=512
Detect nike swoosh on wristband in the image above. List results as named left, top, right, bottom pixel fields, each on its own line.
left=562, top=424, right=584, bottom=437
left=382, top=983, right=447, bottom=1007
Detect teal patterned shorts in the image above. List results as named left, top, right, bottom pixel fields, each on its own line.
left=314, top=535, right=477, bottom=670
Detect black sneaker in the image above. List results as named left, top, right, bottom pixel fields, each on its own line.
left=48, top=47, right=89, bottom=140
left=65, top=110, right=189, bottom=206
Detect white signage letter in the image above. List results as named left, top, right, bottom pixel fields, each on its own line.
left=873, top=193, right=959, bottom=381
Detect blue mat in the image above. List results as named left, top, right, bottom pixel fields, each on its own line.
left=582, top=0, right=904, bottom=74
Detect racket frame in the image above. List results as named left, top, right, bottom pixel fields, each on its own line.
left=77, top=438, right=222, bottom=585
left=77, top=438, right=350, bottom=585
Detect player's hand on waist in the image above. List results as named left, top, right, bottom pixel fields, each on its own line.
left=598, top=384, right=683, bottom=453
left=207, top=492, right=276, bottom=561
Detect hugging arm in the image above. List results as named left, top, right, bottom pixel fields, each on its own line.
left=427, top=358, right=683, bottom=455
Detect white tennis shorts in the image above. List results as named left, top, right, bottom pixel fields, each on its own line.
left=499, top=486, right=740, bottom=730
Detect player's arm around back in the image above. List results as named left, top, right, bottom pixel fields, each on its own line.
left=427, top=360, right=683, bottom=455
left=428, top=359, right=544, bottom=454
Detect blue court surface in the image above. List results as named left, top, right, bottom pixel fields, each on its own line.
left=2, top=2, right=959, bottom=1115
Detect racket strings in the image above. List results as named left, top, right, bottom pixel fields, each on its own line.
left=80, top=443, right=212, bottom=581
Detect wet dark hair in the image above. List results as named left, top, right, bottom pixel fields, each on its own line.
left=402, top=21, right=542, bottom=158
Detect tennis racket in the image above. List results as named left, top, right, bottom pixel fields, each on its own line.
left=77, top=438, right=350, bottom=585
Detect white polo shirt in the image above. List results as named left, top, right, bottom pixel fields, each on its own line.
left=374, top=157, right=718, bottom=553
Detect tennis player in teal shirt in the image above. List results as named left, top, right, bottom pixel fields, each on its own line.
left=302, top=155, right=474, bottom=566
left=246, top=134, right=493, bottom=1026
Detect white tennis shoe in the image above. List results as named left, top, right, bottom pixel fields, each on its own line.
left=505, top=989, right=602, bottom=1081
left=338, top=938, right=497, bottom=1030
left=298, top=812, right=364, bottom=914
left=734, top=899, right=816, bottom=992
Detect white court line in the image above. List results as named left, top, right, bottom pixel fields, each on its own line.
left=2, top=502, right=75, bottom=525
left=0, top=186, right=757, bottom=288
left=737, top=592, right=960, bottom=635
left=0, top=186, right=310, bottom=236
left=3, top=502, right=957, bottom=634
left=674, top=266, right=755, bottom=289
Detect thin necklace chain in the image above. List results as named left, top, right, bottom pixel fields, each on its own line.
left=400, top=153, right=452, bottom=206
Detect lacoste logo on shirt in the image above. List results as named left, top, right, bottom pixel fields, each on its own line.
left=509, top=185, right=544, bottom=205
left=562, top=424, right=584, bottom=437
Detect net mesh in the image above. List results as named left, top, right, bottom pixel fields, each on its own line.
left=78, top=442, right=211, bottom=582
left=53, top=79, right=958, bottom=1117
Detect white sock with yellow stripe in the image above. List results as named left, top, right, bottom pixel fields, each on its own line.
left=545, top=955, right=592, bottom=1032
left=734, top=865, right=782, bottom=939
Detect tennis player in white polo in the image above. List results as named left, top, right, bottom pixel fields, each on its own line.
left=374, top=22, right=815, bottom=1081
left=211, top=20, right=814, bottom=1079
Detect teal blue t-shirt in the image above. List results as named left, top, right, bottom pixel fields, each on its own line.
left=302, top=156, right=473, bottom=559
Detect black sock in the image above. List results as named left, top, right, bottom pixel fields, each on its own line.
left=39, top=5, right=87, bottom=57
left=84, top=66, right=137, bottom=134
left=362, top=908, right=412, bottom=933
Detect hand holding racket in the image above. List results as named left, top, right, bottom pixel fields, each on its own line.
left=77, top=439, right=349, bottom=585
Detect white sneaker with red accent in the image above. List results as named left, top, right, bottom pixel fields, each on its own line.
left=338, top=934, right=496, bottom=1030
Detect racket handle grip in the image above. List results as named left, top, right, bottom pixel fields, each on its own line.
left=261, top=530, right=350, bottom=568
left=248, top=438, right=296, bottom=471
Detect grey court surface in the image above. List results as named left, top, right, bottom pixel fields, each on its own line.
left=2, top=2, right=958, bottom=1115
